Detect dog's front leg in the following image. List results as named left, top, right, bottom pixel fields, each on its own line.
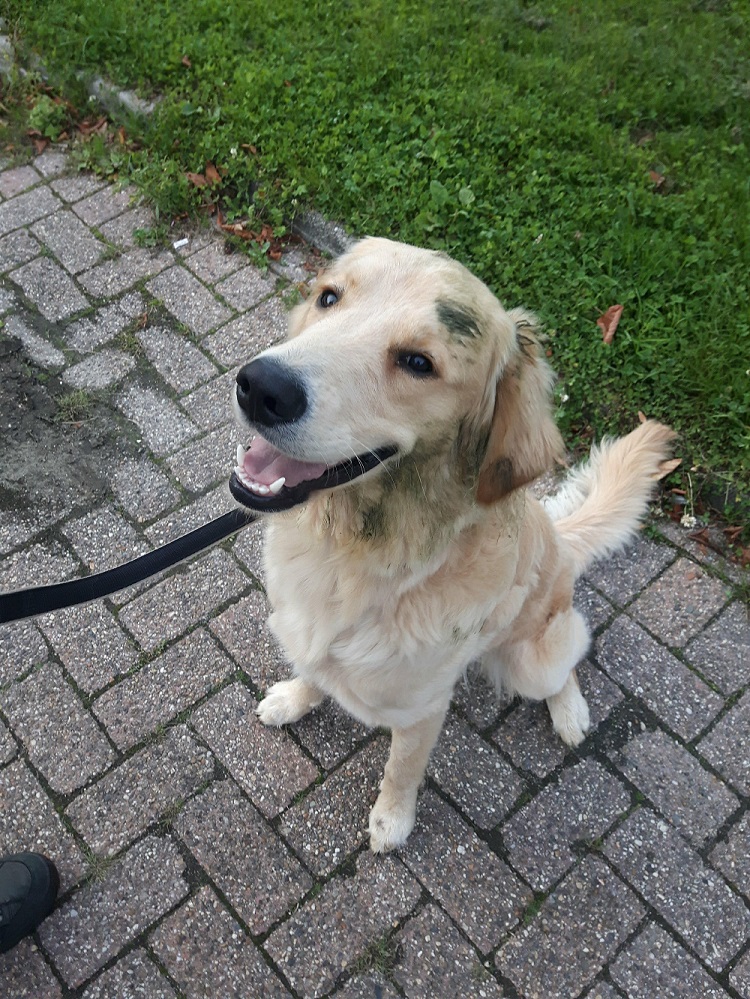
left=256, top=676, right=324, bottom=726
left=368, top=709, right=446, bottom=853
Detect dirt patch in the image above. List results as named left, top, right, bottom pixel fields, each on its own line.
left=0, top=332, right=137, bottom=522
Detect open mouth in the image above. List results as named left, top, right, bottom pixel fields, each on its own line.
left=229, top=435, right=398, bottom=512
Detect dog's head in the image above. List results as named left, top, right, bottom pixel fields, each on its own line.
left=230, top=237, right=563, bottom=514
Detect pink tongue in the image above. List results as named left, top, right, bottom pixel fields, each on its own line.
left=241, top=436, right=327, bottom=488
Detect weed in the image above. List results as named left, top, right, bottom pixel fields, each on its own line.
left=133, top=224, right=168, bottom=248
left=55, top=389, right=93, bottom=423
left=82, top=847, right=114, bottom=884
left=350, top=934, right=397, bottom=977
left=27, top=93, right=68, bottom=140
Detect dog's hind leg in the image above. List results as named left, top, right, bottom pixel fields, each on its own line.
left=490, top=607, right=591, bottom=747
left=368, top=708, right=447, bottom=853
left=256, top=677, right=325, bottom=726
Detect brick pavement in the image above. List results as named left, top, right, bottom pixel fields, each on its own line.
left=0, top=151, right=748, bottom=998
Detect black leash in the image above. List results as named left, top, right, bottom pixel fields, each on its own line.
left=0, top=508, right=256, bottom=624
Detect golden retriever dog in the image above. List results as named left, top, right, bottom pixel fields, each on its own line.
left=229, top=237, right=675, bottom=852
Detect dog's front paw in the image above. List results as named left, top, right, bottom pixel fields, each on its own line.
left=368, top=791, right=416, bottom=853
left=256, top=679, right=321, bottom=727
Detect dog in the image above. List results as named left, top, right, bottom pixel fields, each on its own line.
left=229, top=237, right=675, bottom=852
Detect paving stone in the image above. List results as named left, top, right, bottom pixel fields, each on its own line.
left=62, top=348, right=135, bottom=389
left=281, top=740, right=389, bottom=874
left=0, top=163, right=41, bottom=197
left=98, top=204, right=155, bottom=249
left=265, top=852, right=421, bottom=998
left=293, top=698, right=371, bottom=769
left=229, top=516, right=265, bottom=584
left=145, top=484, right=234, bottom=545
left=604, top=807, right=750, bottom=971
left=203, top=296, right=287, bottom=364
left=584, top=536, right=676, bottom=605
left=181, top=366, right=238, bottom=429
left=731, top=950, right=750, bottom=996
left=209, top=589, right=290, bottom=689
left=612, top=728, right=740, bottom=847
left=136, top=325, right=217, bottom=392
left=72, top=184, right=137, bottom=226
left=0, top=937, right=63, bottom=998
left=184, top=239, right=248, bottom=283
left=335, top=973, right=401, bottom=999
left=214, top=263, right=276, bottom=310
left=0, top=541, right=78, bottom=592
left=698, top=691, right=750, bottom=795
left=0, top=760, right=86, bottom=892
left=583, top=986, right=620, bottom=999
left=10, top=256, right=89, bottom=320
left=658, top=519, right=749, bottom=585
left=171, top=225, right=215, bottom=257
left=62, top=505, right=149, bottom=574
left=0, top=716, right=16, bottom=764
left=33, top=149, right=69, bottom=178
left=192, top=682, right=318, bottom=817
left=629, top=558, right=731, bottom=647
left=711, top=812, right=750, bottom=901
left=50, top=174, right=105, bottom=203
left=2, top=663, right=115, bottom=793
left=269, top=244, right=321, bottom=284
left=496, top=856, right=645, bottom=998
left=150, top=885, right=290, bottom=998
left=596, top=615, right=723, bottom=740
left=39, top=836, right=188, bottom=989
left=79, top=247, right=172, bottom=297
left=2, top=314, right=65, bottom=368
left=490, top=698, right=566, bottom=777
left=451, top=662, right=505, bottom=729
left=0, top=620, right=48, bottom=684
left=685, top=601, right=750, bottom=694
left=66, top=726, right=213, bottom=856
left=574, top=577, right=615, bottom=632
left=38, top=601, right=139, bottom=694
left=65, top=300, right=135, bottom=352
left=118, top=549, right=247, bottom=651
left=147, top=265, right=232, bottom=334
left=176, top=777, right=312, bottom=933
left=81, top=948, right=178, bottom=999
left=93, top=627, right=234, bottom=750
left=504, top=758, right=630, bottom=891
left=166, top=423, right=236, bottom=491
left=112, top=456, right=181, bottom=522
left=0, top=185, right=59, bottom=236
left=31, top=209, right=106, bottom=273
left=610, top=922, right=729, bottom=999
left=0, top=507, right=43, bottom=554
left=117, top=383, right=200, bottom=456
left=0, top=227, right=41, bottom=270
left=401, top=791, right=532, bottom=952
left=394, top=904, right=504, bottom=999
left=0, top=284, right=17, bottom=311
left=429, top=713, right=525, bottom=829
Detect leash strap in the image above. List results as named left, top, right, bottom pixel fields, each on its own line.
left=0, top=508, right=256, bottom=624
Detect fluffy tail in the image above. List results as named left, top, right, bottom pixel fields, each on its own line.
left=543, top=420, right=677, bottom=576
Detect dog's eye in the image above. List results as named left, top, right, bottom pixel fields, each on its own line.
left=398, top=352, right=435, bottom=377
left=318, top=289, right=339, bottom=308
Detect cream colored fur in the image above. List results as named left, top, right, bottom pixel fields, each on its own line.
left=237, top=237, right=675, bottom=852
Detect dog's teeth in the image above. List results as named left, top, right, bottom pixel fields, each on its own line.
left=236, top=444, right=245, bottom=466
left=253, top=483, right=270, bottom=495
left=268, top=477, right=286, bottom=495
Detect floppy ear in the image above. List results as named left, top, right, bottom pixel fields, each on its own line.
left=476, top=310, right=565, bottom=504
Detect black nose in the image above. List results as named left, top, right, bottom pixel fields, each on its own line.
left=236, top=358, right=308, bottom=427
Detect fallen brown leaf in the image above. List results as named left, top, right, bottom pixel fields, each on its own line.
left=596, top=304, right=623, bottom=344
left=186, top=171, right=207, bottom=187
left=182, top=54, right=192, bottom=68
left=649, top=170, right=666, bottom=188
left=204, top=162, right=221, bottom=186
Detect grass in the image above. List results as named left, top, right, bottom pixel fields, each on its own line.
left=4, top=0, right=750, bottom=523
left=55, top=389, right=93, bottom=423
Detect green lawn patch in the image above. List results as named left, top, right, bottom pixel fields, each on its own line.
left=5, top=0, right=750, bottom=523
